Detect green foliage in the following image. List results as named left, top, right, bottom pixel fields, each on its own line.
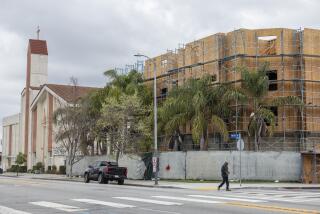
left=7, top=165, right=18, bottom=172
left=35, top=162, right=44, bottom=170
left=59, top=165, right=66, bottom=174
left=15, top=152, right=26, bottom=166
left=46, top=165, right=57, bottom=174
left=14, top=152, right=27, bottom=176
left=19, top=166, right=27, bottom=173
left=52, top=165, right=57, bottom=173
left=98, top=92, right=150, bottom=162
left=159, top=75, right=236, bottom=150
left=238, top=63, right=303, bottom=150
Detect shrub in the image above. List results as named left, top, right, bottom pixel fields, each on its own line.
left=35, top=162, right=43, bottom=170
left=52, top=165, right=57, bottom=174
left=19, top=166, right=27, bottom=173
left=48, top=166, right=52, bottom=171
left=8, top=165, right=18, bottom=172
left=35, top=162, right=44, bottom=173
left=59, top=165, right=66, bottom=175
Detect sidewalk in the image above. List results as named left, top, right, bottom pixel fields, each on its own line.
left=1, top=172, right=319, bottom=190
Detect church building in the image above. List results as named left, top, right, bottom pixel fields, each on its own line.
left=2, top=37, right=98, bottom=171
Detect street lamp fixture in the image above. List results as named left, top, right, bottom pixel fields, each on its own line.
left=134, top=53, right=159, bottom=185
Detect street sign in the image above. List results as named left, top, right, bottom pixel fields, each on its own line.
left=152, top=157, right=157, bottom=173
left=230, top=133, right=241, bottom=140
left=237, top=139, right=244, bottom=151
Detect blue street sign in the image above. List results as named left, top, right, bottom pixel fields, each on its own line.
left=230, top=133, right=241, bottom=140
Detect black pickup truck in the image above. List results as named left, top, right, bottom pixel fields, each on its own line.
left=84, top=161, right=127, bottom=185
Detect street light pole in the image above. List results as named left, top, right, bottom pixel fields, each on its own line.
left=134, top=53, right=158, bottom=185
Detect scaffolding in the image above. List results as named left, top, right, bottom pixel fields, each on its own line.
left=143, top=28, right=320, bottom=182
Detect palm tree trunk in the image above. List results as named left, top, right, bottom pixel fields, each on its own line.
left=205, top=128, right=209, bottom=150
left=115, top=149, right=120, bottom=164
left=257, top=122, right=262, bottom=151
left=254, top=131, right=258, bottom=151
left=200, top=135, right=205, bottom=151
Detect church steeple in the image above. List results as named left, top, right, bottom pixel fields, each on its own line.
left=26, top=38, right=48, bottom=88
left=23, top=34, right=48, bottom=155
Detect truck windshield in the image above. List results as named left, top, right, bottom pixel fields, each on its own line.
left=108, top=162, right=118, bottom=166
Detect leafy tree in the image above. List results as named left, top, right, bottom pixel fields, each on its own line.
left=240, top=63, right=303, bottom=150
left=98, top=93, right=150, bottom=162
left=15, top=152, right=26, bottom=176
left=53, top=78, right=95, bottom=176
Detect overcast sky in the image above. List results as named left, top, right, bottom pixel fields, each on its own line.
left=0, top=0, right=319, bottom=142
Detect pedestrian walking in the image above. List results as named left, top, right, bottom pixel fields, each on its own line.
left=218, top=161, right=230, bottom=191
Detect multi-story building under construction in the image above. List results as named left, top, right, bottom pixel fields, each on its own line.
left=143, top=28, right=320, bottom=182
left=144, top=28, right=320, bottom=182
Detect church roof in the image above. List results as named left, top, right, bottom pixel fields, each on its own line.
left=46, top=84, right=99, bottom=103
left=30, top=84, right=100, bottom=109
left=29, top=39, right=48, bottom=55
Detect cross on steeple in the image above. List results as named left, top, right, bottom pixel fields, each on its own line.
left=36, top=26, right=40, bottom=40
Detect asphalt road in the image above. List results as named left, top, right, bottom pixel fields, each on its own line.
left=0, top=177, right=319, bottom=214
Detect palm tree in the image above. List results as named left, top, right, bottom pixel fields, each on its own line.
left=159, top=75, right=236, bottom=151
left=240, top=63, right=303, bottom=151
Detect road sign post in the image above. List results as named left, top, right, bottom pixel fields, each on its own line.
left=152, top=156, right=157, bottom=173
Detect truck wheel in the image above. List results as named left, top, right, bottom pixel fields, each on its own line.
left=84, top=173, right=90, bottom=183
left=98, top=173, right=105, bottom=184
left=118, top=179, right=124, bottom=185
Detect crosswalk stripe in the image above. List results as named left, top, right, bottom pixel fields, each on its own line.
left=188, top=195, right=266, bottom=203
left=223, top=194, right=316, bottom=203
left=152, top=196, right=222, bottom=204
left=29, top=201, right=85, bottom=212
left=0, top=206, right=32, bottom=214
left=114, top=197, right=183, bottom=206
left=73, top=199, right=135, bottom=208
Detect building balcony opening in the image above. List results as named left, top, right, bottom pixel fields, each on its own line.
left=267, top=70, right=278, bottom=91
left=258, top=36, right=277, bottom=55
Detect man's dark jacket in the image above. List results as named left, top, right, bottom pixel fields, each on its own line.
left=221, top=163, right=229, bottom=177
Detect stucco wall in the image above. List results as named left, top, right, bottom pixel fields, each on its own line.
left=70, top=151, right=301, bottom=181
left=159, top=152, right=186, bottom=179
left=30, top=54, right=48, bottom=87
left=67, top=155, right=146, bottom=179
left=1, top=114, right=21, bottom=170
left=160, top=151, right=301, bottom=181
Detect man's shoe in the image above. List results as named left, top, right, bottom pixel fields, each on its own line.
left=226, top=189, right=231, bottom=191
left=217, top=187, right=220, bottom=191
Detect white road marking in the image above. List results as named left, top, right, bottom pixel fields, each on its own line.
left=188, top=195, right=266, bottom=203
left=152, top=196, right=222, bottom=204
left=224, top=193, right=320, bottom=203
left=73, top=198, right=135, bottom=208
left=139, top=207, right=181, bottom=214
left=114, top=197, right=183, bottom=205
left=0, top=205, right=32, bottom=214
left=29, top=201, right=85, bottom=212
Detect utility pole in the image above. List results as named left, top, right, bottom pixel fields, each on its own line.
left=134, top=53, right=159, bottom=185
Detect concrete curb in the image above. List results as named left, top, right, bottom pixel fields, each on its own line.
left=0, top=175, right=182, bottom=189
left=1, top=174, right=319, bottom=190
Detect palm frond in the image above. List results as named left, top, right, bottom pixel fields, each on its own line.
left=211, top=115, right=229, bottom=141
left=104, top=69, right=118, bottom=79
left=272, top=96, right=304, bottom=108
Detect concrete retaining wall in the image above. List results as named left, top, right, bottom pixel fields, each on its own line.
left=69, top=151, right=301, bottom=181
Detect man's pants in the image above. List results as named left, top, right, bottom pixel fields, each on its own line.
left=218, top=176, right=229, bottom=190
